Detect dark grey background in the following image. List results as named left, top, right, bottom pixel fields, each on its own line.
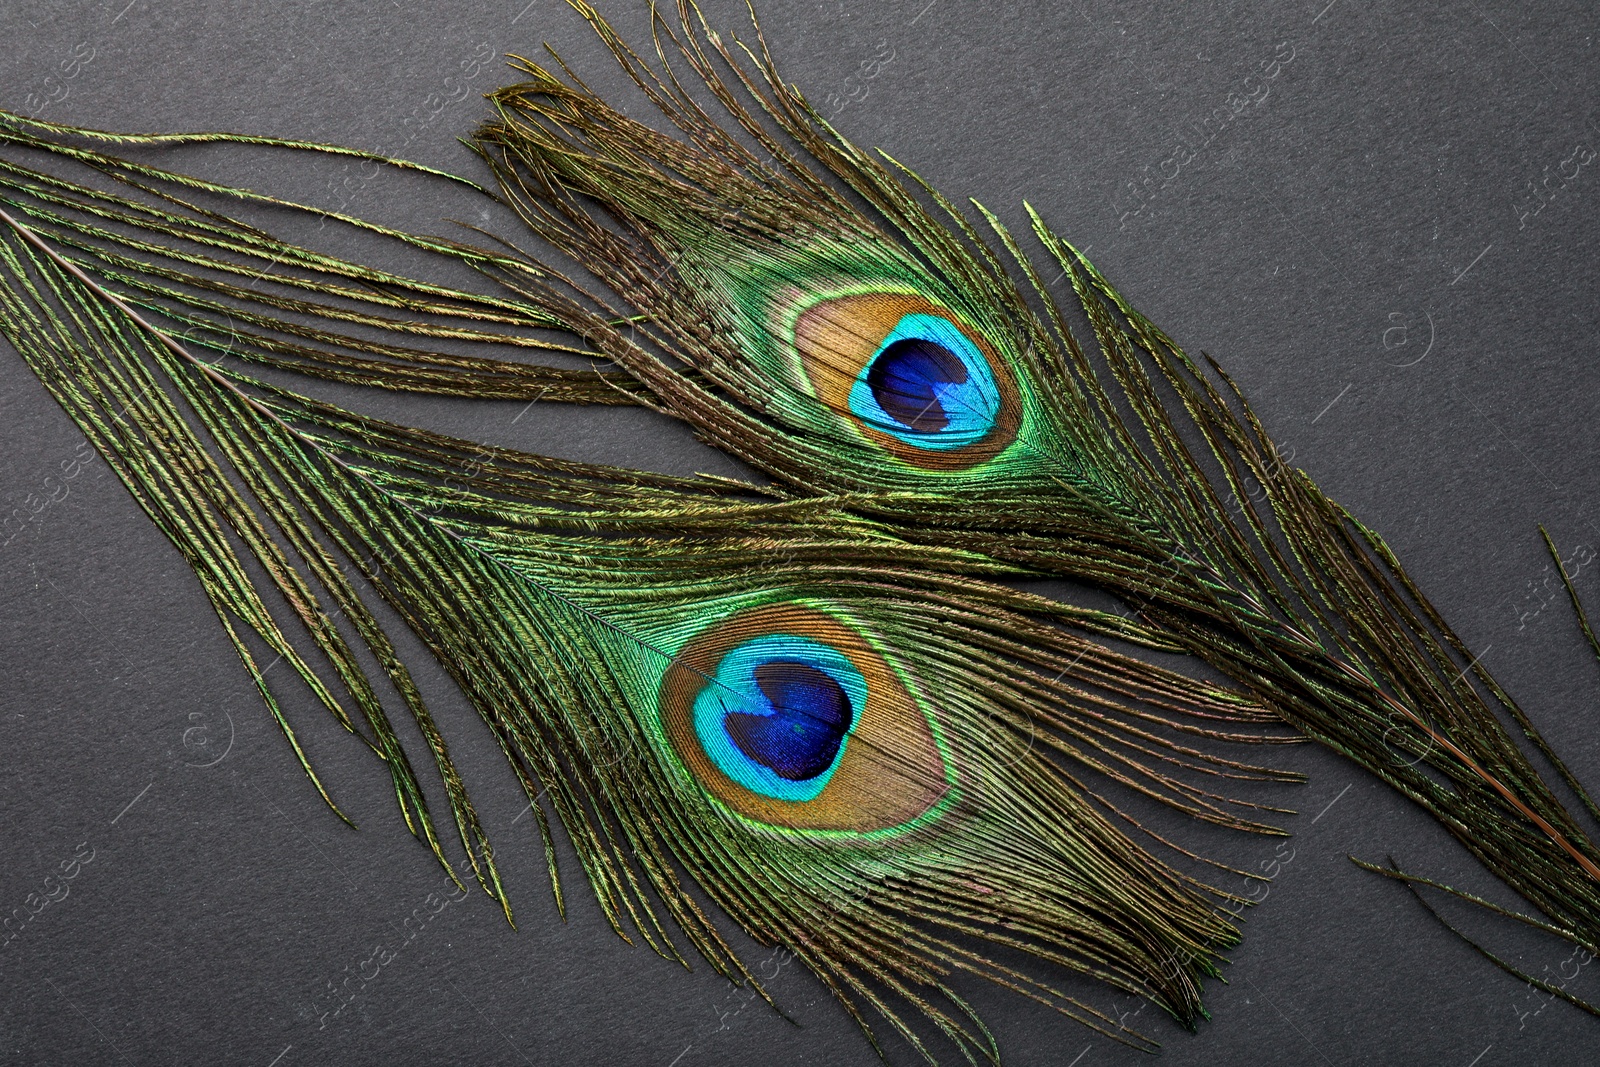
left=2, top=1, right=1597, bottom=1064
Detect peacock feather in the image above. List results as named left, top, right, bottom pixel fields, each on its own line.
left=461, top=0, right=1600, bottom=981
left=1, top=1, right=1596, bottom=1063
left=0, top=101, right=1312, bottom=1060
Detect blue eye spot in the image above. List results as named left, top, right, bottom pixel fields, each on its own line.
left=722, top=661, right=853, bottom=781
left=691, top=634, right=869, bottom=802
left=849, top=313, right=1001, bottom=451
left=866, top=337, right=969, bottom=433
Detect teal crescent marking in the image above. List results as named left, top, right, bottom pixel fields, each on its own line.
left=846, top=312, right=1002, bottom=450
left=691, top=633, right=869, bottom=802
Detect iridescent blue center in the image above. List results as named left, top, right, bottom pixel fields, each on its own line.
left=723, top=662, right=853, bottom=781
left=866, top=338, right=969, bottom=433
left=847, top=312, right=1001, bottom=450
left=691, top=634, right=868, bottom=801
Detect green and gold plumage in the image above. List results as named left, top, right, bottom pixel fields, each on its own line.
left=0, top=147, right=1301, bottom=1056
left=2, top=1, right=1598, bottom=1061
left=464, top=1, right=1600, bottom=970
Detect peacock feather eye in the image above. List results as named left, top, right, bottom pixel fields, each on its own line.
left=790, top=291, right=1021, bottom=469
left=658, top=603, right=953, bottom=834
left=691, top=634, right=864, bottom=801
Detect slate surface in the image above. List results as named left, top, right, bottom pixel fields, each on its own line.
left=1, top=2, right=1597, bottom=1064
